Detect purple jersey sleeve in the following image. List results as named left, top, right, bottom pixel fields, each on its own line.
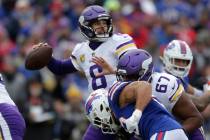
left=47, top=57, right=78, bottom=75
left=108, top=81, right=130, bottom=118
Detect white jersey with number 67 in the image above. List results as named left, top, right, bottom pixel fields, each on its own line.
left=151, top=72, right=184, bottom=112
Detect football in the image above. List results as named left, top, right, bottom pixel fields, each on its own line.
left=25, top=44, right=53, bottom=70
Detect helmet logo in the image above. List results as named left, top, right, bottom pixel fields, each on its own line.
left=86, top=94, right=102, bottom=115
left=80, top=54, right=85, bottom=63
left=166, top=43, right=176, bottom=50
left=142, top=57, right=152, bottom=70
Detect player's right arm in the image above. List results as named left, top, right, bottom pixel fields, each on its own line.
left=30, top=42, right=79, bottom=75
left=47, top=57, right=78, bottom=75
left=46, top=43, right=85, bottom=75
left=119, top=81, right=152, bottom=110
left=116, top=81, right=152, bottom=134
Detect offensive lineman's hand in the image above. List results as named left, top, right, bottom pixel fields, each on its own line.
left=119, top=109, right=142, bottom=135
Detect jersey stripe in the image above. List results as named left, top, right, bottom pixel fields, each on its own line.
left=115, top=43, right=137, bottom=56
left=109, top=82, right=120, bottom=95
left=155, top=131, right=166, bottom=140
left=0, top=113, right=12, bottom=140
left=109, top=82, right=127, bottom=101
left=116, top=40, right=134, bottom=50
left=115, top=40, right=137, bottom=56
left=169, top=84, right=184, bottom=102
left=109, top=82, right=121, bottom=100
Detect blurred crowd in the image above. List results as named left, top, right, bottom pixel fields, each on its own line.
left=0, top=0, right=209, bottom=139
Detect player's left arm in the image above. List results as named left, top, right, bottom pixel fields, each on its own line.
left=187, top=93, right=210, bottom=112
left=187, top=84, right=204, bottom=96
left=186, top=82, right=210, bottom=112
left=181, top=76, right=210, bottom=112
left=201, top=104, right=210, bottom=120
left=172, top=92, right=204, bottom=133
left=181, top=76, right=203, bottom=96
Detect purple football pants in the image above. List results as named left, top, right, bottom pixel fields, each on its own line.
left=83, top=124, right=140, bottom=140
left=83, top=124, right=117, bottom=140
left=0, top=103, right=25, bottom=140
left=188, top=128, right=205, bottom=140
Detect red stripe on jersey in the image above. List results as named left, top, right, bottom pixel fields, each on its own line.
left=109, top=82, right=121, bottom=98
left=156, top=131, right=165, bottom=140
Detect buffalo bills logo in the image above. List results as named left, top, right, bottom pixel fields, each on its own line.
left=85, top=94, right=102, bottom=115
left=166, top=43, right=176, bottom=50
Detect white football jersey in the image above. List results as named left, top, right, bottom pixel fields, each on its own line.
left=0, top=74, right=15, bottom=105
left=71, top=33, right=137, bottom=92
left=151, top=72, right=184, bottom=112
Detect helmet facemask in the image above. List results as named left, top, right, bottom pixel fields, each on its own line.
left=92, top=111, right=118, bottom=134
left=163, top=40, right=193, bottom=78
left=164, top=55, right=192, bottom=78
left=79, top=5, right=113, bottom=42
left=91, top=17, right=112, bottom=41
left=116, top=69, right=128, bottom=81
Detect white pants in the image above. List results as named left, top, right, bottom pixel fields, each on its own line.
left=150, top=129, right=189, bottom=140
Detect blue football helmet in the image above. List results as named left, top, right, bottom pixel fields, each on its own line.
left=78, top=5, right=113, bottom=42
left=116, top=49, right=154, bottom=82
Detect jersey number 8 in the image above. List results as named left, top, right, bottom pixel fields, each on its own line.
left=90, top=65, right=107, bottom=90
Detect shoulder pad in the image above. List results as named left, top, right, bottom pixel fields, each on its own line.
left=112, top=33, right=133, bottom=42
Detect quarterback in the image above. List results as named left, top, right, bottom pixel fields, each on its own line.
left=32, top=5, right=137, bottom=140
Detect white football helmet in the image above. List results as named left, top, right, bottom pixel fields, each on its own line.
left=162, top=40, right=193, bottom=78
left=85, top=89, right=119, bottom=134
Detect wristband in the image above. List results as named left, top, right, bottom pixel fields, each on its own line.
left=132, top=109, right=142, bottom=122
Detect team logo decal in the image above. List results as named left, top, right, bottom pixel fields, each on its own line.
left=86, top=93, right=102, bottom=115
left=166, top=43, right=175, bottom=50
left=92, top=52, right=95, bottom=57
left=80, top=54, right=85, bottom=63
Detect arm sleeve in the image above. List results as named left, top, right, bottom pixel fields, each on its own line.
left=47, top=57, right=78, bottom=75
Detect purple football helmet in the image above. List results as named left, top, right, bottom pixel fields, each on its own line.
left=116, top=49, right=154, bottom=81
left=78, top=5, right=113, bottom=42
